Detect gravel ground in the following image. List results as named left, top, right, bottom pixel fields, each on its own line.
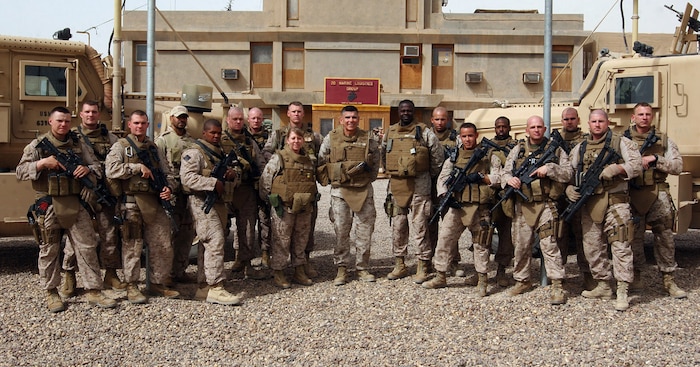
left=1, top=178, right=699, bottom=366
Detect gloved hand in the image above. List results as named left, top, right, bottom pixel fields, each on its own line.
left=565, top=185, right=581, bottom=202
left=80, top=186, right=101, bottom=212
left=599, top=164, right=619, bottom=180
left=465, top=172, right=483, bottom=184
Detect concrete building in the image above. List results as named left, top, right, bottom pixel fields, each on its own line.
left=120, top=0, right=674, bottom=133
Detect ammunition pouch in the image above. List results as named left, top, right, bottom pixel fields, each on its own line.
left=46, top=173, right=82, bottom=196
left=316, top=164, right=330, bottom=186
left=475, top=219, right=491, bottom=247
left=291, top=192, right=314, bottom=214
left=222, top=181, right=237, bottom=203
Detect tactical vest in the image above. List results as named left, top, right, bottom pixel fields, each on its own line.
left=33, top=132, right=83, bottom=196
left=434, top=128, right=457, bottom=160
left=491, top=136, right=516, bottom=167
left=221, top=130, right=260, bottom=183
left=625, top=127, right=668, bottom=187
left=385, top=122, right=430, bottom=177
left=453, top=148, right=494, bottom=204
left=579, top=132, right=624, bottom=194
left=248, top=128, right=268, bottom=151
left=271, top=147, right=318, bottom=210
left=327, top=128, right=373, bottom=188
left=562, top=128, right=587, bottom=154
left=74, top=124, right=112, bottom=161
left=116, top=135, right=161, bottom=195
left=157, top=130, right=191, bottom=174
left=186, top=139, right=237, bottom=203
left=274, top=124, right=319, bottom=162
left=513, top=139, right=563, bottom=202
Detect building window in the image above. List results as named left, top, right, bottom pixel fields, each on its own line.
left=135, top=43, right=147, bottom=64
left=432, top=45, right=453, bottom=90
left=252, top=43, right=273, bottom=89
left=320, top=118, right=334, bottom=136
left=400, top=44, right=421, bottom=90
left=287, top=0, right=299, bottom=20
left=283, top=42, right=304, bottom=90
left=552, top=45, right=573, bottom=92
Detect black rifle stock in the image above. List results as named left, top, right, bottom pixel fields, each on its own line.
left=133, top=145, right=178, bottom=231
left=429, top=138, right=491, bottom=224
left=202, top=149, right=239, bottom=214
left=561, top=148, right=621, bottom=222
left=36, top=137, right=117, bottom=208
left=490, top=130, right=564, bottom=213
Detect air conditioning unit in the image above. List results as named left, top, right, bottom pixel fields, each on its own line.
left=522, top=72, right=541, bottom=84
left=465, top=72, right=483, bottom=84
left=221, top=68, right=239, bottom=80
left=403, top=45, right=420, bottom=57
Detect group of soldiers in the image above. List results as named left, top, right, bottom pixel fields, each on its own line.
left=18, top=99, right=686, bottom=313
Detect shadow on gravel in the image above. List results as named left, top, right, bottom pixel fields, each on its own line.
left=0, top=240, right=38, bottom=274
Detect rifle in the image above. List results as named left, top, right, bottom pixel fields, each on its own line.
left=637, top=128, right=660, bottom=155
left=482, top=137, right=513, bottom=156
left=561, top=135, right=621, bottom=222
left=125, top=137, right=178, bottom=231
left=490, top=130, right=564, bottom=213
left=665, top=4, right=700, bottom=32
left=202, top=148, right=239, bottom=214
left=229, top=131, right=261, bottom=180
left=36, top=137, right=117, bottom=208
left=429, top=138, right=492, bottom=224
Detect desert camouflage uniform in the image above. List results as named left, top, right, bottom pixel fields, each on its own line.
left=180, top=141, right=240, bottom=285
left=558, top=128, right=589, bottom=272
left=105, top=135, right=178, bottom=285
left=318, top=127, right=380, bottom=270
left=248, top=127, right=271, bottom=254
left=155, top=129, right=196, bottom=280
left=220, top=129, right=266, bottom=264
left=382, top=122, right=444, bottom=260
left=625, top=126, right=682, bottom=273
left=488, top=136, right=516, bottom=269
left=63, top=124, right=120, bottom=272
left=501, top=138, right=572, bottom=282
left=428, top=128, right=459, bottom=263
left=16, top=133, right=103, bottom=290
left=433, top=146, right=502, bottom=273
left=569, top=132, right=641, bottom=283
left=259, top=146, right=317, bottom=271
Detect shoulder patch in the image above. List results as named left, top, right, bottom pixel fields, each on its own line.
left=183, top=154, right=191, bottom=161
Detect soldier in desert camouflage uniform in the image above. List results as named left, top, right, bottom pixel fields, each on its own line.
left=247, top=107, right=272, bottom=268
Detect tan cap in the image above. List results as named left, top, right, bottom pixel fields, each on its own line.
left=170, top=105, right=189, bottom=118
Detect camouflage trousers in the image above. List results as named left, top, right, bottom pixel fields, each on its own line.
left=491, top=204, right=514, bottom=267
left=429, top=185, right=460, bottom=264
left=558, top=209, right=589, bottom=273
left=631, top=190, right=677, bottom=273
left=229, top=184, right=260, bottom=262
left=121, top=202, right=173, bottom=285
left=188, top=196, right=226, bottom=285
left=433, top=205, right=490, bottom=273
left=172, top=193, right=195, bottom=278
left=329, top=194, right=376, bottom=270
left=511, top=201, right=565, bottom=282
left=581, top=202, right=634, bottom=283
left=270, top=207, right=312, bottom=271
left=391, top=194, right=432, bottom=260
left=63, top=205, right=121, bottom=271
left=257, top=198, right=271, bottom=252
left=39, top=204, right=102, bottom=290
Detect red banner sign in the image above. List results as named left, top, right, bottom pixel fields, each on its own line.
left=324, top=78, right=380, bottom=105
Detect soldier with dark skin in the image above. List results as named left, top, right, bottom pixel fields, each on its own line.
left=625, top=102, right=686, bottom=299
left=61, top=101, right=125, bottom=297
left=17, top=106, right=117, bottom=312
left=566, top=109, right=641, bottom=311
left=106, top=110, right=180, bottom=303
left=247, top=107, right=272, bottom=268
left=382, top=100, right=444, bottom=283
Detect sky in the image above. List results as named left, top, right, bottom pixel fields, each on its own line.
left=0, top=1, right=688, bottom=56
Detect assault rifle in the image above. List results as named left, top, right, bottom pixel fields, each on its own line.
left=129, top=139, right=178, bottom=231
left=36, top=137, right=117, bottom=208
left=429, top=138, right=492, bottom=224
left=637, top=128, right=660, bottom=155
left=561, top=140, right=621, bottom=222
left=482, top=137, right=513, bottom=156
left=490, top=130, right=564, bottom=213
left=203, top=149, right=239, bottom=214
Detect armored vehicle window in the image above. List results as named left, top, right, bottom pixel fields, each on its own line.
left=24, top=65, right=66, bottom=97
left=614, top=75, right=654, bottom=105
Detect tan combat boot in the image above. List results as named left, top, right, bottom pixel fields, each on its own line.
left=629, top=269, right=643, bottom=291
left=293, top=265, right=313, bottom=286
left=662, top=272, right=687, bottom=299
left=357, top=270, right=376, bottom=282
left=245, top=261, right=269, bottom=280
left=581, top=280, right=612, bottom=300
left=333, top=266, right=348, bottom=286
left=422, top=271, right=447, bottom=289
left=550, top=279, right=566, bottom=305
left=273, top=270, right=291, bottom=289
left=464, top=273, right=479, bottom=287
left=582, top=272, right=596, bottom=291
left=126, top=283, right=147, bottom=304
left=206, top=282, right=243, bottom=306
left=495, top=264, right=509, bottom=287
left=614, top=281, right=629, bottom=311
left=231, top=250, right=244, bottom=273
left=508, top=280, right=532, bottom=296
left=46, top=289, right=65, bottom=313
left=60, top=270, right=76, bottom=298
left=86, top=290, right=117, bottom=309
left=387, top=257, right=409, bottom=280
left=194, top=283, right=211, bottom=301
left=148, top=283, right=180, bottom=299
left=261, top=250, right=270, bottom=268
left=304, top=253, right=318, bottom=278
left=412, top=260, right=430, bottom=284
left=476, top=273, right=488, bottom=297
left=103, top=268, right=126, bottom=290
